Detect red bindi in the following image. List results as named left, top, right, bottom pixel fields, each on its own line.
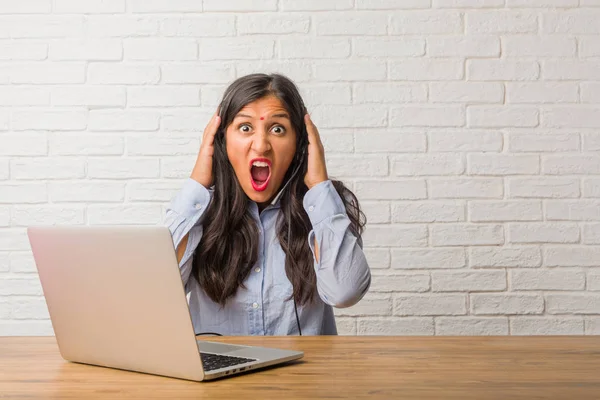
left=260, top=117, right=264, bottom=120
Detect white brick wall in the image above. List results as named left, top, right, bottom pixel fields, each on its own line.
left=1, top=1, right=599, bottom=336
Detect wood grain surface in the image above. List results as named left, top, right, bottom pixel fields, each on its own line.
left=1, top=335, right=600, bottom=399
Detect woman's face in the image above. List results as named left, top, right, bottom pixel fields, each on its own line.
left=225, top=95, right=297, bottom=207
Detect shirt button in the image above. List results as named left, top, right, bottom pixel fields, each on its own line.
left=255, top=267, right=261, bottom=273
left=252, top=302, right=259, bottom=309
left=309, top=206, right=314, bottom=212
left=194, top=203, right=202, bottom=210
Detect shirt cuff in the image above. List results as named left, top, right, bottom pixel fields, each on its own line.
left=303, top=180, right=346, bottom=227
left=168, top=177, right=213, bottom=220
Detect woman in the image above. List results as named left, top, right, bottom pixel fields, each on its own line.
left=164, top=73, right=371, bottom=336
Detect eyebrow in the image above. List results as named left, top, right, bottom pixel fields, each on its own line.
left=235, top=113, right=290, bottom=119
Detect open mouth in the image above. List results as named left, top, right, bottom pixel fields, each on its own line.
left=249, top=158, right=272, bottom=192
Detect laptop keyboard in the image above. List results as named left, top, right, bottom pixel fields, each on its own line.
left=200, top=352, right=256, bottom=372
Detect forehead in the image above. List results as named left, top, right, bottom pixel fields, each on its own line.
left=236, top=96, right=288, bottom=117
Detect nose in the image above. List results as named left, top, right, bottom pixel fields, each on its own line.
left=251, top=130, right=272, bottom=155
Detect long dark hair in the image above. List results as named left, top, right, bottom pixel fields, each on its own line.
left=192, top=73, right=366, bottom=307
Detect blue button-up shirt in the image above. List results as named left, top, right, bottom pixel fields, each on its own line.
left=164, top=178, right=371, bottom=336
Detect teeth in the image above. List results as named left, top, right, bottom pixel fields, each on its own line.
left=252, top=161, right=269, bottom=167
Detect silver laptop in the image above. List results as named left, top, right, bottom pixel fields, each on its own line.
left=26, top=225, right=303, bottom=381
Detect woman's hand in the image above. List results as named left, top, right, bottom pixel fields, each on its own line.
left=304, top=113, right=329, bottom=190
left=190, top=110, right=221, bottom=188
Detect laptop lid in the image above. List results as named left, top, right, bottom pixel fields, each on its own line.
left=27, top=225, right=205, bottom=381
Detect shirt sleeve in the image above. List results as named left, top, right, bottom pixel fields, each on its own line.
left=164, top=177, right=213, bottom=290
left=302, top=180, right=371, bottom=308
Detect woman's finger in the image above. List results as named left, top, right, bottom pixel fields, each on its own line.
left=202, top=110, right=221, bottom=145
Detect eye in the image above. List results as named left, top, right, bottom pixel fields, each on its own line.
left=271, top=125, right=286, bottom=135
left=239, top=124, right=252, bottom=133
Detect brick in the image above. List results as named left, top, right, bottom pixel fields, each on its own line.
left=543, top=10, right=600, bottom=33
left=503, top=36, right=576, bottom=57
left=427, top=36, right=500, bottom=57
left=547, top=294, right=600, bottom=314
left=318, top=129, right=354, bottom=153
left=511, top=269, right=585, bottom=291
left=430, top=178, right=504, bottom=199
left=392, top=248, right=466, bottom=269
left=88, top=158, right=159, bottom=179
left=51, top=86, right=125, bottom=107
left=49, top=39, right=122, bottom=61
left=0, top=207, right=8, bottom=227
left=470, top=201, right=542, bottom=222
left=431, top=224, right=504, bottom=246
left=280, top=38, right=349, bottom=59
left=583, top=224, right=600, bottom=244
left=125, top=38, right=196, bottom=60
left=161, top=63, right=234, bottom=84
left=127, top=136, right=198, bottom=156
left=390, top=59, right=463, bottom=81
left=363, top=225, right=428, bottom=247
left=434, top=0, right=504, bottom=6
left=509, top=177, right=579, bottom=198
left=584, top=179, right=600, bottom=197
left=391, top=11, right=462, bottom=34
left=354, top=83, right=427, bottom=104
left=0, top=229, right=30, bottom=251
left=391, top=106, right=465, bottom=127
left=471, top=294, right=543, bottom=315
left=468, top=154, right=539, bottom=175
left=429, top=82, right=503, bottom=103
left=237, top=14, right=308, bottom=35
left=436, top=317, right=509, bottom=335
left=364, top=248, right=390, bottom=269
left=49, top=134, right=122, bottom=156
left=0, top=110, right=7, bottom=130
left=10, top=298, right=49, bottom=319
left=589, top=272, right=600, bottom=290
left=470, top=246, right=542, bottom=268
left=394, top=294, right=467, bottom=316
left=359, top=0, right=431, bottom=8
left=0, top=184, right=47, bottom=204
left=509, top=223, right=579, bottom=244
left=544, top=247, right=600, bottom=267
left=88, top=63, right=160, bottom=84
left=88, top=205, right=162, bottom=225
left=429, top=130, right=502, bottom=152
left=201, top=37, right=276, bottom=60
left=12, top=206, right=85, bottom=226
left=468, top=106, right=539, bottom=128
left=280, top=0, right=352, bottom=10
left=507, top=0, right=578, bottom=5
left=312, top=105, right=387, bottom=128
left=1, top=16, right=84, bottom=38
left=126, top=180, right=180, bottom=202
left=357, top=317, right=434, bottom=335
left=0, top=321, right=53, bottom=336
left=0, top=133, right=47, bottom=156
left=89, top=110, right=159, bottom=131
left=314, top=61, right=386, bottom=81
left=128, top=87, right=200, bottom=107
left=543, top=61, right=600, bottom=80
left=511, top=317, right=584, bottom=335
left=508, top=133, right=579, bottom=152
left=355, top=180, right=426, bottom=200
left=466, top=11, right=538, bottom=33
left=203, top=0, right=277, bottom=11
left=546, top=201, right=600, bottom=221
left=432, top=270, right=506, bottom=292
left=587, top=318, right=600, bottom=335
left=0, top=159, right=7, bottom=180
left=543, top=155, right=600, bottom=175
left=370, top=273, right=430, bottom=292
left=335, top=294, right=392, bottom=317
left=238, top=60, right=313, bottom=82
left=353, top=37, right=425, bottom=57
left=11, top=159, right=85, bottom=180
left=0, top=0, right=51, bottom=13
left=583, top=134, right=600, bottom=151
left=301, top=84, right=352, bottom=105
left=507, top=83, right=578, bottom=104
left=393, top=154, right=464, bottom=176
left=9, top=63, right=85, bottom=84
left=86, top=16, right=158, bottom=37
left=543, top=107, right=600, bottom=128
left=333, top=318, right=356, bottom=335
left=54, top=0, right=125, bottom=13
left=0, top=87, right=49, bottom=106
left=11, top=110, right=87, bottom=131
left=160, top=155, right=197, bottom=178
left=128, top=0, right=203, bottom=12
left=49, top=182, right=125, bottom=203
left=0, top=41, right=47, bottom=61
left=361, top=202, right=390, bottom=224
left=392, top=202, right=465, bottom=223
left=580, top=38, right=600, bottom=58
left=581, top=83, right=600, bottom=103
left=315, top=12, right=387, bottom=35
left=327, top=155, right=387, bottom=177
left=467, top=60, right=539, bottom=81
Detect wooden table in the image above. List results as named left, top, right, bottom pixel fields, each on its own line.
left=2, top=335, right=600, bottom=399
